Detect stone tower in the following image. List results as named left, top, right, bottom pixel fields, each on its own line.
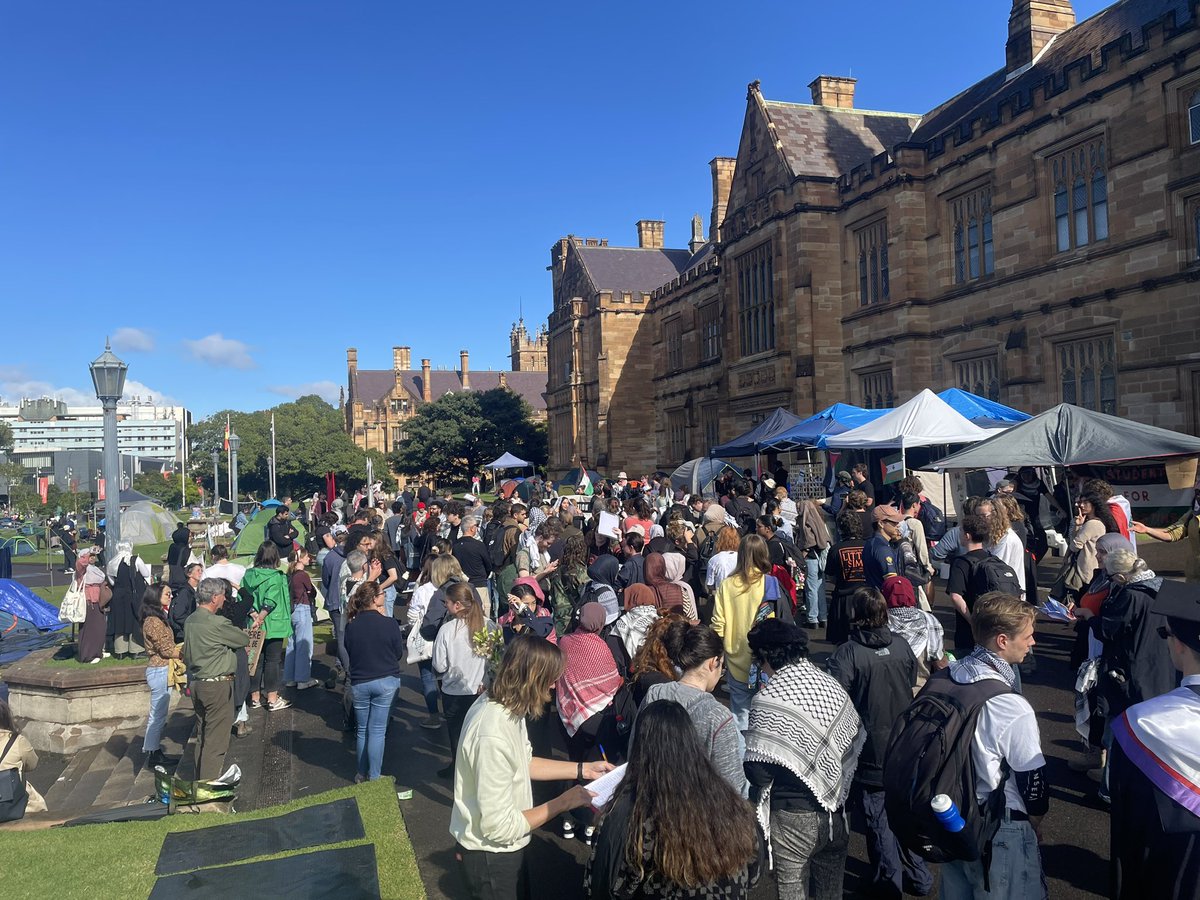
left=510, top=318, right=549, bottom=372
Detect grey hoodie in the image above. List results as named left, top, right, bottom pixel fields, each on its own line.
left=640, top=680, right=747, bottom=796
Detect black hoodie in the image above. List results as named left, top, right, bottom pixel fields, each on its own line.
left=826, top=626, right=917, bottom=788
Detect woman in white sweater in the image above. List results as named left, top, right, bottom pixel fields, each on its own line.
left=433, top=582, right=498, bottom=779
left=980, top=497, right=1026, bottom=594
left=450, top=634, right=612, bottom=898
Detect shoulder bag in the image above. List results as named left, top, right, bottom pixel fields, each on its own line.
left=0, top=733, right=30, bottom=823
left=59, top=578, right=87, bottom=624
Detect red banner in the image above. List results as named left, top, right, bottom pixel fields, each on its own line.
left=98, top=479, right=105, bottom=501
left=70, top=479, right=78, bottom=494
left=37, top=477, right=49, bottom=504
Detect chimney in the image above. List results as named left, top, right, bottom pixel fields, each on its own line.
left=498, top=372, right=507, bottom=388
left=636, top=219, right=665, bottom=249
left=808, top=76, right=857, bottom=109
left=421, top=358, right=432, bottom=403
left=347, top=348, right=358, bottom=374
left=689, top=214, right=705, bottom=255
left=709, top=157, right=736, bottom=244
left=1007, top=1, right=1075, bottom=73
left=392, top=347, right=404, bottom=371
left=397, top=346, right=411, bottom=370
left=460, top=350, right=470, bottom=390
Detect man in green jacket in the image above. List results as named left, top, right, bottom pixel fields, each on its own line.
left=184, top=578, right=252, bottom=780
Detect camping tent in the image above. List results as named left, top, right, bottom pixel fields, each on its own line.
left=230, top=506, right=309, bottom=558
left=670, top=458, right=737, bottom=495
left=118, top=501, right=183, bottom=546
left=937, top=389, right=1030, bottom=429
left=709, top=408, right=806, bottom=458
left=927, top=403, right=1200, bottom=471
left=94, top=488, right=158, bottom=512
left=766, top=403, right=889, bottom=450
left=0, top=536, right=36, bottom=556
left=824, top=390, right=995, bottom=451
left=0, top=578, right=68, bottom=665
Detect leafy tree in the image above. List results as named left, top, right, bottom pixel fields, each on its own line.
left=388, top=387, right=548, bottom=485
left=0, top=421, right=12, bottom=451
left=188, top=395, right=393, bottom=501
left=132, top=471, right=202, bottom=508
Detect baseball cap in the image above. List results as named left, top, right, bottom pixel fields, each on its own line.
left=873, top=505, right=905, bottom=524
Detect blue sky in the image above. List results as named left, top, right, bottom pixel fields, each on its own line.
left=0, top=1, right=1112, bottom=418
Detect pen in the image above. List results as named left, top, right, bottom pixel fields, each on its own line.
left=598, top=744, right=609, bottom=764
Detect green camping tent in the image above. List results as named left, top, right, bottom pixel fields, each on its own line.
left=230, top=508, right=308, bottom=559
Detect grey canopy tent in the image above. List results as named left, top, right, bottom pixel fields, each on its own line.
left=927, top=404, right=1200, bottom=471
left=710, top=408, right=806, bottom=458
left=484, top=452, right=531, bottom=470
left=670, top=458, right=737, bottom=496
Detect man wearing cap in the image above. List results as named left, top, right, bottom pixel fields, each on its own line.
left=1109, top=580, right=1200, bottom=899
left=863, top=505, right=904, bottom=590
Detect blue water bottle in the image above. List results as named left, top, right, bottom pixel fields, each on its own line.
left=931, top=794, right=966, bottom=832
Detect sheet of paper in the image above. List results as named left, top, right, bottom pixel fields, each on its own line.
left=1037, top=599, right=1075, bottom=622
left=587, top=763, right=627, bottom=808
left=597, top=511, right=621, bottom=541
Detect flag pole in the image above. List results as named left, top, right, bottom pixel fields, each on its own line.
left=270, top=412, right=277, bottom=499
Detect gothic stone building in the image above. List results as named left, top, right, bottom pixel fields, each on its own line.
left=547, top=0, right=1200, bottom=477
left=345, top=322, right=548, bottom=457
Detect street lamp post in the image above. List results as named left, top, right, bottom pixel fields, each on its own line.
left=90, top=340, right=128, bottom=563
left=229, top=432, right=241, bottom=517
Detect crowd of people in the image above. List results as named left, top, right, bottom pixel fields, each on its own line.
left=5, top=465, right=1198, bottom=900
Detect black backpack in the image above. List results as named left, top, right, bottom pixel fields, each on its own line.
left=967, top=554, right=1022, bottom=600
left=487, top=523, right=518, bottom=569
left=883, top=669, right=1012, bottom=864
left=917, top=498, right=948, bottom=541
left=696, top=526, right=721, bottom=581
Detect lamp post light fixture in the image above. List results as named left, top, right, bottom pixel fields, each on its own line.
left=90, top=339, right=127, bottom=562
left=228, top=431, right=241, bottom=517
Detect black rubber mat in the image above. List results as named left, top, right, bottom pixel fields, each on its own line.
left=149, top=843, right=379, bottom=899
left=154, top=797, right=365, bottom=875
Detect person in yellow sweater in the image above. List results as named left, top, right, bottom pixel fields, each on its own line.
left=712, top=533, right=781, bottom=740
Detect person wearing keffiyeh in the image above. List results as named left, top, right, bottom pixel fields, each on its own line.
left=881, top=576, right=948, bottom=693
left=743, top=619, right=865, bottom=900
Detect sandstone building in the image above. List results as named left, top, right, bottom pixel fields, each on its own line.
left=546, top=0, right=1200, bottom=477
left=345, top=322, right=548, bottom=457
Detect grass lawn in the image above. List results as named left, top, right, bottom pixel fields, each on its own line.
left=0, top=778, right=425, bottom=900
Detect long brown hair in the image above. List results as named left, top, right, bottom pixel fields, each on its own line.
left=630, top=615, right=689, bottom=681
left=730, top=533, right=771, bottom=588
left=612, top=699, right=758, bottom=886
left=979, top=499, right=1011, bottom=547
left=445, top=581, right=485, bottom=636
left=347, top=581, right=381, bottom=622
left=488, top=633, right=563, bottom=719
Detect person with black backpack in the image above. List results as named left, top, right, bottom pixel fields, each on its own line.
left=947, top=514, right=1023, bottom=658
left=884, top=594, right=1048, bottom=900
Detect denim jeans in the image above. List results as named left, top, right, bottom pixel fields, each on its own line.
left=771, top=805, right=849, bottom=900
left=417, top=658, right=440, bottom=714
left=284, top=605, right=313, bottom=683
left=329, top=608, right=351, bottom=673
left=352, top=674, right=400, bottom=780
left=805, top=546, right=829, bottom=624
left=384, top=585, right=396, bottom=619
left=724, top=670, right=754, bottom=758
left=143, top=664, right=171, bottom=753
left=941, top=818, right=1047, bottom=900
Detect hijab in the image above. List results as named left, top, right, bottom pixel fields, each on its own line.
left=623, top=583, right=658, bottom=611
left=644, top=552, right=684, bottom=612
left=587, top=553, right=619, bottom=588
left=662, top=552, right=696, bottom=609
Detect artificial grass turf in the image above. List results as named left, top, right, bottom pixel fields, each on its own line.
left=0, top=778, right=425, bottom=900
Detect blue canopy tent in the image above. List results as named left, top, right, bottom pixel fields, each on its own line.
left=765, top=403, right=890, bottom=451
left=936, top=389, right=1031, bottom=429
left=709, top=408, right=806, bottom=458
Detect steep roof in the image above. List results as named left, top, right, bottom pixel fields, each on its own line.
left=913, top=0, right=1194, bottom=144
left=762, top=101, right=920, bottom=179
left=353, top=369, right=547, bottom=412
left=573, top=241, right=693, bottom=293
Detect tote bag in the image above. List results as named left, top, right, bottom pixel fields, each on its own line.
left=0, top=734, right=30, bottom=823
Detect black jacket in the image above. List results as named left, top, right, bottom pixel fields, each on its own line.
left=826, top=626, right=917, bottom=788
left=268, top=517, right=298, bottom=552
left=1090, top=578, right=1176, bottom=719
left=168, top=583, right=197, bottom=642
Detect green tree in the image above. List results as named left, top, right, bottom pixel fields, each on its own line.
left=0, top=421, right=12, bottom=451
left=388, top=388, right=548, bottom=485
left=132, top=471, right=202, bottom=508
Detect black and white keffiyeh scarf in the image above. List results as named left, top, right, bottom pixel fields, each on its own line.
left=744, top=660, right=865, bottom=813
left=955, top=645, right=1017, bottom=687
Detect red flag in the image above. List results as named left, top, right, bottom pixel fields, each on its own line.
left=98, top=479, right=106, bottom=501
left=223, top=415, right=231, bottom=452
left=326, top=471, right=336, bottom=505
left=37, top=477, right=49, bottom=505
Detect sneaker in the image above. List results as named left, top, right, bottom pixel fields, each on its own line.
left=146, top=749, right=179, bottom=769
left=285, top=681, right=298, bottom=688
left=297, top=678, right=321, bottom=690
left=1068, top=750, right=1103, bottom=772
left=354, top=773, right=366, bottom=784
left=562, top=821, right=575, bottom=840
left=249, top=697, right=262, bottom=709
left=583, top=826, right=595, bottom=846
left=420, top=714, right=443, bottom=730
left=268, top=697, right=292, bottom=711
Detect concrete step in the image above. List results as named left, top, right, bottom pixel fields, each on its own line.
left=60, top=731, right=134, bottom=812
left=42, top=743, right=102, bottom=811
left=91, top=733, right=147, bottom=808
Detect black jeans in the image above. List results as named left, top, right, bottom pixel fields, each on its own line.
left=857, top=786, right=933, bottom=898
left=254, top=638, right=285, bottom=696
left=442, top=692, right=476, bottom=764
left=457, top=846, right=528, bottom=900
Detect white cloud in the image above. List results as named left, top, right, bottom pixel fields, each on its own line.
left=184, top=333, right=255, bottom=370
left=0, top=376, right=180, bottom=409
left=111, top=327, right=155, bottom=353
left=268, top=381, right=341, bottom=405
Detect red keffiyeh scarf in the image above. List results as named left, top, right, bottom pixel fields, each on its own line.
left=555, top=631, right=622, bottom=737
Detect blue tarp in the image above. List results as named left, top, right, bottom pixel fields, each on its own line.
left=766, top=403, right=890, bottom=450
left=936, top=389, right=1030, bottom=428
left=0, top=578, right=68, bottom=632
left=710, top=408, right=807, bottom=458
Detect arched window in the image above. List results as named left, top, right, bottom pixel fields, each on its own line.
left=1054, top=177, right=1070, bottom=252
left=954, top=222, right=966, bottom=283
left=1092, top=169, right=1108, bottom=242
left=880, top=243, right=890, bottom=300
left=858, top=252, right=868, bottom=307
left=968, top=215, right=980, bottom=279
left=870, top=244, right=880, bottom=304
left=1189, top=90, right=1200, bottom=144
left=982, top=205, right=995, bottom=275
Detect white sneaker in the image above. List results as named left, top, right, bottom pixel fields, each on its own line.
left=297, top=678, right=321, bottom=690
left=285, top=681, right=298, bottom=688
